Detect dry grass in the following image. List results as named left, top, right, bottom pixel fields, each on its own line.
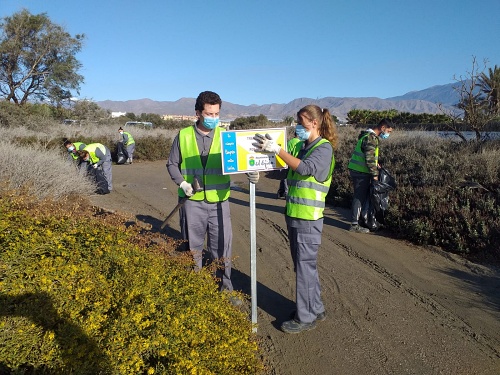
left=3, top=123, right=180, bottom=145
left=0, top=141, right=96, bottom=199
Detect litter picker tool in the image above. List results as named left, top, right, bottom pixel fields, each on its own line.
left=160, top=177, right=202, bottom=230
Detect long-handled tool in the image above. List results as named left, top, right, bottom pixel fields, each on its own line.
left=160, top=177, right=202, bottom=230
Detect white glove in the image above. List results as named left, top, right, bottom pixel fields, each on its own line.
left=92, top=164, right=98, bottom=169
left=180, top=181, right=194, bottom=197
left=252, top=133, right=281, bottom=154
left=246, top=171, right=260, bottom=184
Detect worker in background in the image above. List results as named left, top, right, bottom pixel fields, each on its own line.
left=166, top=90, right=259, bottom=306
left=118, top=127, right=135, bottom=164
left=347, top=118, right=394, bottom=233
left=78, top=143, right=113, bottom=192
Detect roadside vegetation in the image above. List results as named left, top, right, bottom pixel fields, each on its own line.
left=331, top=127, right=500, bottom=263
left=0, top=193, right=263, bottom=374
left=1, top=7, right=499, bottom=371
left=3, top=104, right=498, bottom=262
left=0, top=109, right=266, bottom=372
left=1, top=102, right=499, bottom=375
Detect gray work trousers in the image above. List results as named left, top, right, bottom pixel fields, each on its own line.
left=349, top=170, right=371, bottom=225
left=101, top=159, right=113, bottom=191
left=286, top=216, right=325, bottom=324
left=180, top=199, right=233, bottom=291
left=126, top=144, right=135, bottom=161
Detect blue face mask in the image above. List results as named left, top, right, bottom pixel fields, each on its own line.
left=203, top=117, right=219, bottom=130
left=295, top=124, right=311, bottom=141
left=380, top=131, right=390, bottom=139
left=67, top=146, right=75, bottom=152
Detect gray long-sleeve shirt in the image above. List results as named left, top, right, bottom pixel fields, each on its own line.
left=267, top=137, right=333, bottom=183
left=93, top=146, right=110, bottom=166
left=166, top=124, right=216, bottom=186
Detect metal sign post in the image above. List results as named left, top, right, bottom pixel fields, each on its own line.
left=249, top=182, right=257, bottom=332
left=220, top=127, right=287, bottom=334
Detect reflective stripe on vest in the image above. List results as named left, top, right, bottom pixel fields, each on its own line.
left=286, top=138, right=334, bottom=220
left=123, top=132, right=135, bottom=146
left=178, top=126, right=230, bottom=202
left=83, top=143, right=106, bottom=164
left=348, top=133, right=379, bottom=173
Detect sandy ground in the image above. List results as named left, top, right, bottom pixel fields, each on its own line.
left=90, top=160, right=500, bottom=375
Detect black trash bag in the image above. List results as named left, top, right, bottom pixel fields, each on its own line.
left=87, top=164, right=110, bottom=195
left=362, top=168, right=396, bottom=231
left=379, top=167, right=397, bottom=190
left=116, top=141, right=129, bottom=165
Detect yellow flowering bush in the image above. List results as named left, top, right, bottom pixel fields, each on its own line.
left=0, top=194, right=263, bottom=374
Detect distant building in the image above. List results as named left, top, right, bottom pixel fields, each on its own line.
left=111, top=111, right=127, bottom=118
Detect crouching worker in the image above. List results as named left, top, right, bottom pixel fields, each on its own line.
left=78, top=143, right=113, bottom=193
left=63, top=139, right=87, bottom=170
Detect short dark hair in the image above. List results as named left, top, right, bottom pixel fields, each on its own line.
left=195, top=91, right=222, bottom=112
left=377, top=118, right=394, bottom=129
left=63, top=139, right=72, bottom=147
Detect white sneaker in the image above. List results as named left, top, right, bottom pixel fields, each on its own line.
left=349, top=224, right=370, bottom=233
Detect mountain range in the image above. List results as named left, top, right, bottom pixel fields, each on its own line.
left=97, top=82, right=462, bottom=121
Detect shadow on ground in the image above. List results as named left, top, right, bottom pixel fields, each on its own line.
left=231, top=269, right=295, bottom=330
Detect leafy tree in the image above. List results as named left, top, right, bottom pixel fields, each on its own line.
left=478, top=64, right=500, bottom=116
left=230, top=114, right=270, bottom=130
left=283, top=116, right=295, bottom=125
left=125, top=112, right=137, bottom=120
left=72, top=99, right=109, bottom=123
left=0, top=9, right=85, bottom=105
left=138, top=113, right=163, bottom=125
left=446, top=57, right=497, bottom=142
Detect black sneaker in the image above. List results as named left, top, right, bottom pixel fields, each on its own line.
left=316, top=311, right=327, bottom=322
left=281, top=319, right=316, bottom=334
left=289, top=310, right=326, bottom=322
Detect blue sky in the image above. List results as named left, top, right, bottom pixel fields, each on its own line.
left=1, top=0, right=499, bottom=106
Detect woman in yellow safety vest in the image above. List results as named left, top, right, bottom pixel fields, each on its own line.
left=118, top=127, right=135, bottom=164
left=253, top=104, right=337, bottom=334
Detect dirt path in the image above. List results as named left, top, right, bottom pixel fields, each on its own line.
left=91, top=160, right=500, bottom=375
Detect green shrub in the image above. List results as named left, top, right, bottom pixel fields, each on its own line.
left=0, top=195, right=263, bottom=374
left=132, top=135, right=173, bottom=162
left=329, top=129, right=500, bottom=261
